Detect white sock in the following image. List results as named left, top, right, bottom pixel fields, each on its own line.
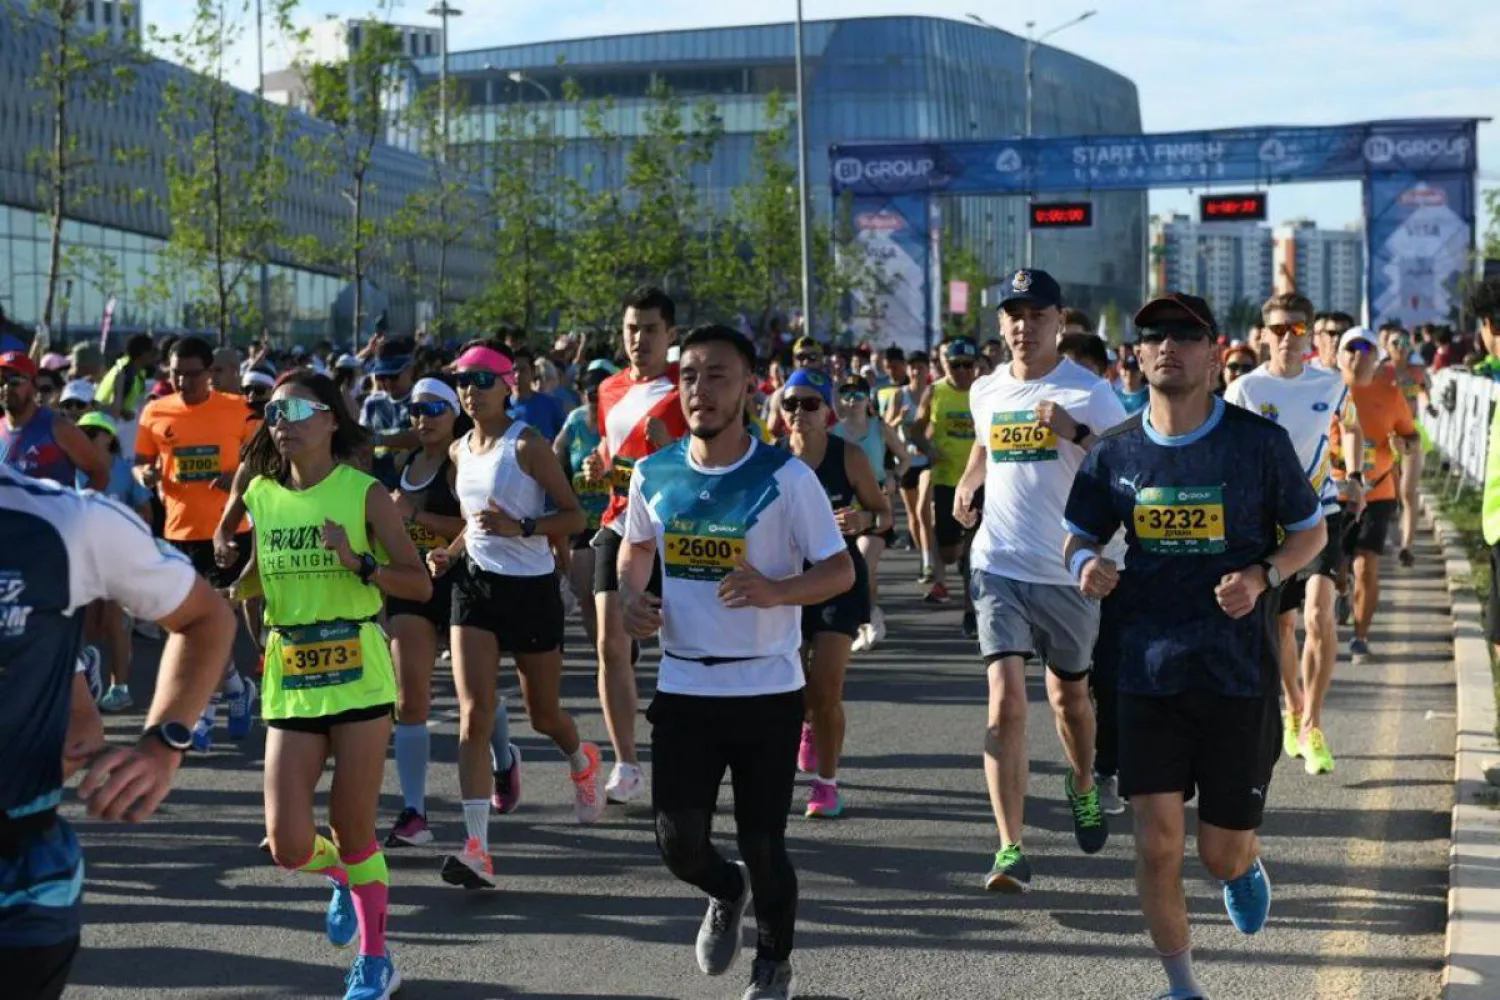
left=920, top=550, right=932, bottom=570
left=199, top=694, right=222, bottom=727
left=461, top=800, right=490, bottom=855
left=222, top=667, right=245, bottom=699
left=567, top=748, right=590, bottom=774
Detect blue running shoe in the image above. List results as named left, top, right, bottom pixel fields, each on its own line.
left=1222, top=857, right=1272, bottom=934
left=78, top=646, right=104, bottom=703
left=1348, top=636, right=1370, bottom=662
left=226, top=678, right=257, bottom=740
left=344, top=953, right=401, bottom=999
left=327, top=879, right=357, bottom=949
left=191, top=718, right=213, bottom=754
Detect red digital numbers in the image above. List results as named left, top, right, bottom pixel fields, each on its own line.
left=1029, top=202, right=1093, bottom=229
left=1200, top=193, right=1267, bottom=221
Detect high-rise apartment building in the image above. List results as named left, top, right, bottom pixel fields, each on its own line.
left=1273, top=219, right=1364, bottom=318
left=1149, top=213, right=1274, bottom=327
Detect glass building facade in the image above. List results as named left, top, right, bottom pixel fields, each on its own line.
left=417, top=15, right=1145, bottom=319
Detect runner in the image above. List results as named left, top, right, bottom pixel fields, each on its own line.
left=0, top=352, right=108, bottom=489
left=0, top=466, right=233, bottom=1000
left=585, top=286, right=689, bottom=805
left=1064, top=293, right=1326, bottom=1000
left=783, top=369, right=890, bottom=817
left=1310, top=312, right=1355, bottom=371
left=1378, top=323, right=1429, bottom=567
left=913, top=338, right=980, bottom=632
left=431, top=341, right=601, bottom=891
left=95, top=333, right=157, bottom=457
left=134, top=337, right=259, bottom=752
left=383, top=377, right=476, bottom=849
left=765, top=336, right=830, bottom=439
left=233, top=369, right=431, bottom=1000
left=835, top=374, right=909, bottom=651
left=1224, top=293, right=1361, bottom=776
left=554, top=363, right=614, bottom=647
left=620, top=324, right=853, bottom=1000
left=884, top=350, right=935, bottom=583
left=1333, top=327, right=1419, bottom=663
left=953, top=268, right=1127, bottom=892
left=1312, top=311, right=1359, bottom=623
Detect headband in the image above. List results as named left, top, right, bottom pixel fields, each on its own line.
left=242, top=371, right=275, bottom=390
left=411, top=377, right=460, bottom=410
left=455, top=346, right=517, bottom=386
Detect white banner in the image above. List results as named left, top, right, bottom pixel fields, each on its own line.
left=1426, top=369, right=1496, bottom=486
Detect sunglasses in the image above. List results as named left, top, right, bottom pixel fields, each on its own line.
left=60, top=400, right=89, bottom=412
left=1343, top=342, right=1374, bottom=354
left=839, top=389, right=869, bottom=402
left=3, top=374, right=31, bottom=387
left=1264, top=322, right=1308, bottom=337
left=1227, top=363, right=1257, bottom=374
left=455, top=370, right=501, bottom=391
left=410, top=400, right=453, bottom=419
left=946, top=360, right=976, bottom=371
left=794, top=353, right=822, bottom=364
left=1138, top=325, right=1211, bottom=345
left=780, top=396, right=824, bottom=413
left=265, top=397, right=331, bottom=426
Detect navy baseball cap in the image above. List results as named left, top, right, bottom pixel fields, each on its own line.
left=998, top=268, right=1064, bottom=310
left=1134, top=292, right=1219, bottom=335
left=942, top=337, right=980, bottom=359
left=370, top=354, right=412, bottom=377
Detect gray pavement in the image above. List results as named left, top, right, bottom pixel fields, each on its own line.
left=63, top=537, right=1453, bottom=1000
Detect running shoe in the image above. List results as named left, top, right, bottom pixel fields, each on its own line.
left=1222, top=857, right=1272, bottom=934
left=605, top=761, right=645, bottom=805
left=98, top=685, right=133, bottom=713
left=742, top=958, right=796, bottom=1000
left=326, top=879, right=357, bottom=948
left=1066, top=772, right=1108, bottom=854
left=1349, top=636, right=1371, bottom=662
left=1302, top=727, right=1335, bottom=775
left=384, top=808, right=433, bottom=848
left=922, top=581, right=950, bottom=604
left=440, top=837, right=495, bottom=890
left=1094, top=772, right=1125, bottom=816
left=571, top=741, right=604, bottom=823
left=226, top=678, right=257, bottom=740
left=492, top=744, right=522, bottom=814
left=191, top=718, right=213, bottom=754
left=697, top=860, right=750, bottom=976
left=1282, top=711, right=1302, bottom=759
left=559, top=576, right=579, bottom=617
left=961, top=611, right=978, bottom=640
left=796, top=723, right=817, bottom=775
left=850, top=623, right=873, bottom=653
left=870, top=606, right=887, bottom=646
left=79, top=646, right=103, bottom=703
left=918, top=566, right=935, bottom=585
left=1335, top=592, right=1351, bottom=626
left=1398, top=547, right=1415, bottom=568
left=343, top=953, right=401, bottom=1000
left=1151, top=992, right=1206, bottom=1000
left=805, top=778, right=844, bottom=818
left=983, top=844, right=1032, bottom=893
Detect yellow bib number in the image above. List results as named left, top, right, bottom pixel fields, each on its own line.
left=278, top=622, right=364, bottom=690
left=988, top=411, right=1058, bottom=463
left=174, top=445, right=221, bottom=483
left=1133, top=486, right=1227, bottom=555
left=611, top=456, right=636, bottom=493
left=406, top=520, right=449, bottom=555
left=574, top=472, right=610, bottom=528
left=664, top=526, right=746, bottom=583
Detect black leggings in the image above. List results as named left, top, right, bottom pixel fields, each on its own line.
left=2, top=935, right=79, bottom=1000
left=1091, top=590, right=1124, bottom=778
left=649, top=689, right=803, bottom=963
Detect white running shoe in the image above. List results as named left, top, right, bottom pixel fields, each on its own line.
left=605, top=761, right=645, bottom=804
left=559, top=576, right=579, bottom=618
left=851, top=624, right=873, bottom=653
left=870, top=606, right=887, bottom=645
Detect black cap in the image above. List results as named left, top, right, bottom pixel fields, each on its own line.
left=998, top=268, right=1064, bottom=310
left=1134, top=292, right=1219, bottom=335
left=942, top=337, right=980, bottom=359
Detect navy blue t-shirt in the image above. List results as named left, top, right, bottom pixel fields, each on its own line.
left=509, top=392, right=565, bottom=441
left=1063, top=396, right=1321, bottom=698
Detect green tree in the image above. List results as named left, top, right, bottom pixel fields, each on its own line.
left=1222, top=296, right=1261, bottom=340
left=732, top=92, right=800, bottom=333
left=938, top=224, right=997, bottom=340
left=153, top=0, right=298, bottom=345
left=552, top=87, right=633, bottom=334
left=1483, top=188, right=1500, bottom=261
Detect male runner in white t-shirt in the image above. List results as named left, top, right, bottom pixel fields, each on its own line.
left=1225, top=292, right=1364, bottom=777
left=953, top=268, right=1128, bottom=893
left=620, top=325, right=851, bottom=1000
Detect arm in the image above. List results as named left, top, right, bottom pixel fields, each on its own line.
left=721, top=549, right=855, bottom=609
left=953, top=441, right=987, bottom=528
left=880, top=421, right=911, bottom=478
left=553, top=419, right=575, bottom=472
left=56, top=416, right=109, bottom=490
left=882, top=389, right=904, bottom=428
left=837, top=443, right=892, bottom=535
left=214, top=464, right=255, bottom=565
left=63, top=671, right=105, bottom=781
left=348, top=483, right=433, bottom=603
left=515, top=431, right=587, bottom=539
left=619, top=471, right=663, bottom=638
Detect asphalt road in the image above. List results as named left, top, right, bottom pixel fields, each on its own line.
left=62, top=536, right=1453, bottom=1000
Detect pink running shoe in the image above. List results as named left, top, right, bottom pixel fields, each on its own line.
left=571, top=742, right=604, bottom=824
left=797, top=723, right=818, bottom=774
left=806, top=778, right=844, bottom=818
left=491, top=743, right=522, bottom=814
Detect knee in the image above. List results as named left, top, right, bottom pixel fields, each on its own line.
left=396, top=689, right=430, bottom=725
left=1135, top=824, right=1182, bottom=873
left=1048, top=675, right=1090, bottom=717
left=458, top=695, right=496, bottom=740
left=656, top=810, right=713, bottom=878
left=526, top=701, right=568, bottom=738
left=1198, top=837, right=1252, bottom=882
left=1304, top=600, right=1332, bottom=638
left=269, top=833, right=315, bottom=872
left=989, top=675, right=1027, bottom=729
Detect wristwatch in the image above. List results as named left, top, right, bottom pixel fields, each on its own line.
left=520, top=517, right=537, bottom=538
left=1258, top=560, right=1283, bottom=588
left=142, top=721, right=193, bottom=755
left=357, top=552, right=380, bottom=584
left=1071, top=423, right=1092, bottom=445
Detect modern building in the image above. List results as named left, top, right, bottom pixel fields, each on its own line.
left=411, top=15, right=1145, bottom=327
left=0, top=1, right=481, bottom=343
left=1149, top=212, right=1275, bottom=324
left=76, top=0, right=141, bottom=47
left=1273, top=219, right=1364, bottom=319
left=263, top=16, right=442, bottom=127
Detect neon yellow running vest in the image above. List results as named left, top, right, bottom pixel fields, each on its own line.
left=244, top=464, right=395, bottom=721
left=930, top=380, right=975, bottom=487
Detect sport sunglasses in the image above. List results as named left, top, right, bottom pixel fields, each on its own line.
left=455, top=371, right=501, bottom=391
left=780, top=396, right=824, bottom=413
left=1138, top=324, right=1212, bottom=345
left=410, top=400, right=454, bottom=418
left=265, top=397, right=331, bottom=426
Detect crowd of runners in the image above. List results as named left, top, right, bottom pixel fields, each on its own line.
left=4, top=270, right=1495, bottom=1000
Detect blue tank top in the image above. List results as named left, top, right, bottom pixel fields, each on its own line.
left=0, top=408, right=76, bottom=485
left=835, top=419, right=887, bottom=485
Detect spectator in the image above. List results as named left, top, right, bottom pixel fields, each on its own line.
left=96, top=333, right=157, bottom=455
left=1431, top=327, right=1455, bottom=371
left=507, top=346, right=566, bottom=439
left=0, top=351, right=108, bottom=488
left=1472, top=284, right=1500, bottom=621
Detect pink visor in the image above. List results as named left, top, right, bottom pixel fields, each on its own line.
left=455, top=346, right=518, bottom=386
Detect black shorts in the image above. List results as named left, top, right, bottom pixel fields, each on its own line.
left=1344, top=499, right=1397, bottom=557
left=572, top=530, right=594, bottom=552
left=860, top=525, right=896, bottom=547
left=1, top=935, right=79, bottom=1000
left=452, top=566, right=563, bottom=654
left=1311, top=509, right=1348, bottom=579
left=171, top=533, right=252, bottom=590
left=591, top=527, right=663, bottom=596
left=267, top=702, right=393, bottom=734
left=932, top=484, right=981, bottom=549
left=1487, top=543, right=1500, bottom=645
left=387, top=570, right=456, bottom=630
left=1277, top=576, right=1306, bottom=615
left=802, top=545, right=870, bottom=639
left=899, top=464, right=928, bottom=491
left=1118, top=690, right=1280, bottom=831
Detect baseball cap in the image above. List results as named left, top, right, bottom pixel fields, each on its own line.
left=785, top=368, right=835, bottom=408
left=793, top=336, right=823, bottom=357
left=242, top=370, right=275, bottom=391
left=586, top=358, right=619, bottom=376
left=334, top=353, right=361, bottom=371
left=998, top=269, right=1064, bottom=310
left=40, top=352, right=69, bottom=371
left=582, top=367, right=612, bottom=393
left=1338, top=327, right=1380, bottom=354
left=1134, top=292, right=1219, bottom=335
left=0, top=352, right=38, bottom=378
left=369, top=354, right=411, bottom=377
left=75, top=411, right=117, bottom=436
left=942, top=337, right=980, bottom=360
left=60, top=379, right=96, bottom=404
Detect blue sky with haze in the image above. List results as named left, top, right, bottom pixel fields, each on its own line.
left=149, top=0, right=1498, bottom=235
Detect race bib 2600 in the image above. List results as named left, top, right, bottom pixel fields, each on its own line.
left=989, top=410, right=1057, bottom=463
left=1133, top=485, right=1227, bottom=555
left=663, top=518, right=746, bottom=582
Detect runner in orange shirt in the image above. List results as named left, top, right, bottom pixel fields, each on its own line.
left=135, top=337, right=260, bottom=750
left=1378, top=323, right=1430, bottom=567
left=1331, top=328, right=1418, bottom=663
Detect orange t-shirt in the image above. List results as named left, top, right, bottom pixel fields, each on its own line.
left=1330, top=370, right=1417, bottom=503
left=137, top=390, right=259, bottom=541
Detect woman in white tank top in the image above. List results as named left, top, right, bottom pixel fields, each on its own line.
left=426, top=341, right=604, bottom=888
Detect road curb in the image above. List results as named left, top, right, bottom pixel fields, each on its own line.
left=1419, top=491, right=1500, bottom=998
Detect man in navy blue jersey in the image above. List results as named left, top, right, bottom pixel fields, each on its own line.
left=1062, top=293, right=1326, bottom=1000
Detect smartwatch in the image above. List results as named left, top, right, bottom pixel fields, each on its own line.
left=142, top=721, right=193, bottom=754
left=357, top=552, right=380, bottom=584
left=1258, top=560, right=1283, bottom=589
left=1071, top=423, right=1092, bottom=445
left=520, top=517, right=537, bottom=538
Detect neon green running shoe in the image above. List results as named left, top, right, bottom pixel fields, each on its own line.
left=1282, top=711, right=1302, bottom=759
left=1302, top=726, right=1335, bottom=775
left=983, top=844, right=1032, bottom=894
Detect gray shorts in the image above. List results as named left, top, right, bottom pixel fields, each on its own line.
left=970, top=570, right=1100, bottom=679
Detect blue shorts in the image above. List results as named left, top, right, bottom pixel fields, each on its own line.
left=0, top=820, right=83, bottom=949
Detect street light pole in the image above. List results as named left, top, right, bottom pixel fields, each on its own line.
left=794, top=0, right=813, bottom=337
left=508, top=70, right=553, bottom=102
left=427, top=3, right=463, bottom=162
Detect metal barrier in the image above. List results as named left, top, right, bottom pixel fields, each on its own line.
left=1428, top=368, right=1496, bottom=499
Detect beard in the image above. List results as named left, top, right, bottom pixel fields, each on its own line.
left=687, top=391, right=745, bottom=441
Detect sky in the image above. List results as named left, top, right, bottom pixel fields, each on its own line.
left=147, top=0, right=1499, bottom=235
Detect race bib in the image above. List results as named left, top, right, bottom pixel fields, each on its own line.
left=406, top=520, right=449, bottom=556
left=1362, top=441, right=1377, bottom=473
left=573, top=472, right=610, bottom=529
left=663, top=518, right=747, bottom=582
left=1133, top=486, right=1227, bottom=555
left=174, top=444, right=221, bottom=483
left=278, top=621, right=364, bottom=690
left=611, top=455, right=636, bottom=494
left=942, top=411, right=976, bottom=441
left=988, top=410, right=1058, bottom=463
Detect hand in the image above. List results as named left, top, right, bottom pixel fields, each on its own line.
left=210, top=472, right=234, bottom=493
left=1035, top=400, right=1079, bottom=441
left=953, top=482, right=980, bottom=529
left=1078, top=556, right=1120, bottom=599
left=321, top=518, right=357, bottom=571
left=833, top=507, right=869, bottom=535
left=645, top=417, right=671, bottom=450
left=390, top=490, right=416, bottom=521
left=475, top=499, right=521, bottom=537
left=63, top=710, right=106, bottom=781
left=718, top=558, right=780, bottom=609
left=582, top=452, right=606, bottom=481
left=213, top=532, right=239, bottom=569
left=426, top=548, right=452, bottom=578
left=135, top=464, right=160, bottom=489
left=77, top=741, right=182, bottom=823
left=622, top=589, right=663, bottom=639
left=1215, top=567, right=1268, bottom=620
left=1343, top=478, right=1366, bottom=517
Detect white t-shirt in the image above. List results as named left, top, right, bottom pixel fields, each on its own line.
left=969, top=357, right=1129, bottom=585
left=1224, top=364, right=1350, bottom=513
left=625, top=437, right=846, bottom=697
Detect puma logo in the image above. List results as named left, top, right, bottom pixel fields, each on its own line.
left=1249, top=786, right=1265, bottom=800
